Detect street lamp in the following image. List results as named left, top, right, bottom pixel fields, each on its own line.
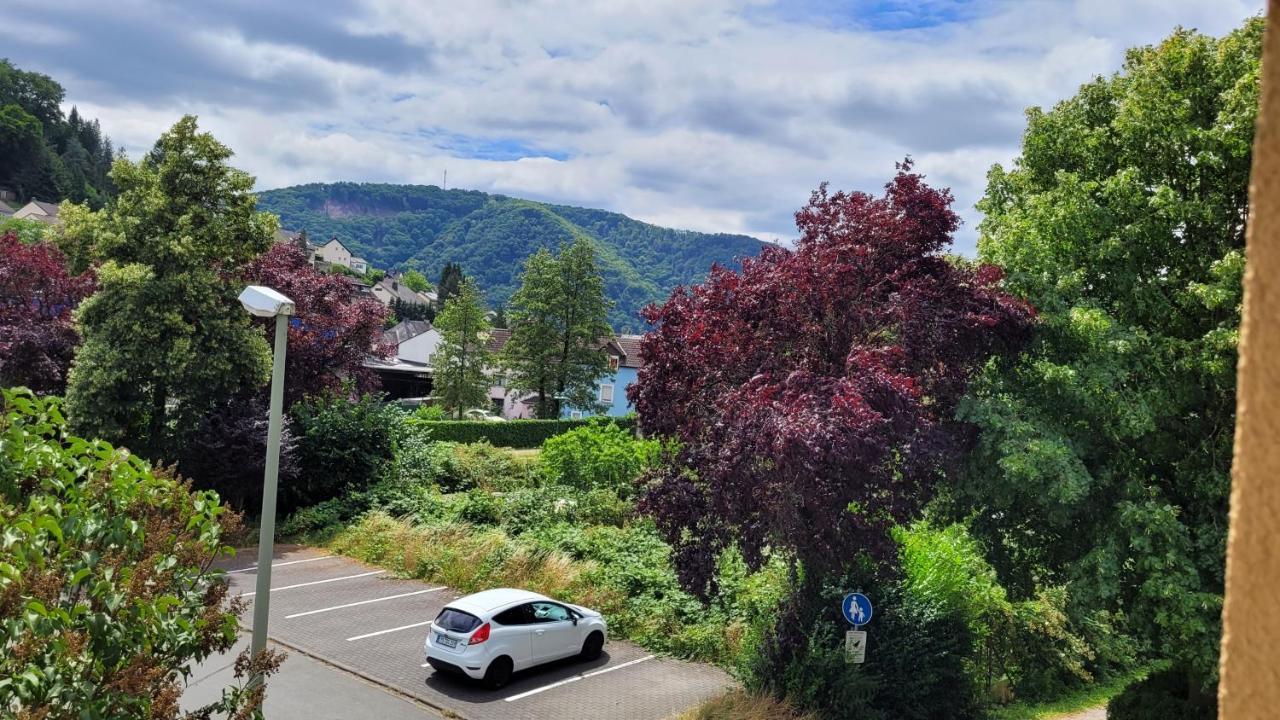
left=237, top=285, right=294, bottom=681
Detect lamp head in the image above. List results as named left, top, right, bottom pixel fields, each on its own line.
left=239, top=285, right=295, bottom=317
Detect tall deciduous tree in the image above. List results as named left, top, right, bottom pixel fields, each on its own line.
left=0, top=231, right=95, bottom=393
left=245, top=242, right=392, bottom=406
left=503, top=238, right=612, bottom=418
left=630, top=162, right=1032, bottom=624
left=954, top=19, right=1262, bottom=700
left=401, top=268, right=430, bottom=293
left=65, top=116, right=276, bottom=456
left=432, top=278, right=493, bottom=418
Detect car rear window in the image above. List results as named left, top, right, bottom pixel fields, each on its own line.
left=435, top=607, right=482, bottom=633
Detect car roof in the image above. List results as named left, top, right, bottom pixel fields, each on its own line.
left=448, top=588, right=550, bottom=615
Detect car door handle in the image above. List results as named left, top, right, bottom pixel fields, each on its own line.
left=535, top=629, right=546, bottom=635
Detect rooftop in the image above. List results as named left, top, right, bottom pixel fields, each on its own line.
left=383, top=319, right=434, bottom=345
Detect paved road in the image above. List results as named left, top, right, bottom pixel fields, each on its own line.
left=181, top=634, right=443, bottom=719
left=220, top=545, right=734, bottom=720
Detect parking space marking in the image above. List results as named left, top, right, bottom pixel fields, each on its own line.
left=346, top=620, right=435, bottom=642
left=226, top=555, right=333, bottom=574
left=242, top=570, right=385, bottom=597
left=503, top=655, right=656, bottom=702
left=285, top=588, right=445, bottom=619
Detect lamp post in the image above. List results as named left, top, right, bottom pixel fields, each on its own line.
left=237, top=285, right=295, bottom=683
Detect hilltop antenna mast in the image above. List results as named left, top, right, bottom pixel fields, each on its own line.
left=443, top=169, right=447, bottom=190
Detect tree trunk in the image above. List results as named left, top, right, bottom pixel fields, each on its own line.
left=148, top=380, right=168, bottom=455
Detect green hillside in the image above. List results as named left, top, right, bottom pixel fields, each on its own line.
left=255, top=183, right=766, bottom=331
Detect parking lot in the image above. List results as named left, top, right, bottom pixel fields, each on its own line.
left=220, top=546, right=734, bottom=720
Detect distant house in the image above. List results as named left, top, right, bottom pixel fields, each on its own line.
left=350, top=257, right=369, bottom=274
left=0, top=199, right=15, bottom=218
left=274, top=228, right=319, bottom=263
left=484, top=328, right=537, bottom=419
left=314, top=237, right=355, bottom=270
left=560, top=334, right=644, bottom=419
left=371, top=276, right=435, bottom=308
left=339, top=275, right=374, bottom=297
left=366, top=320, right=439, bottom=400
left=13, top=199, right=61, bottom=225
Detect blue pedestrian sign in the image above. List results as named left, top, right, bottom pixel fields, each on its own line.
left=842, top=593, right=873, bottom=626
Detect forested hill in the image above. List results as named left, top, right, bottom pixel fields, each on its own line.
left=256, top=182, right=767, bottom=331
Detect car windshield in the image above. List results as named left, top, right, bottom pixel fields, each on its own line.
left=435, top=608, right=482, bottom=633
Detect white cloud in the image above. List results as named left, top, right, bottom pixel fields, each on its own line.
left=13, top=0, right=1265, bottom=255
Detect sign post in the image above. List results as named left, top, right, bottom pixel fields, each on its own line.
left=841, top=592, right=873, bottom=665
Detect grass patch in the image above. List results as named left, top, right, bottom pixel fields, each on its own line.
left=990, top=670, right=1147, bottom=720
left=504, top=447, right=541, bottom=460
left=670, top=690, right=815, bottom=720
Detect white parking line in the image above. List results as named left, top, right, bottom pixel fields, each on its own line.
left=346, top=620, right=435, bottom=642
left=226, top=556, right=334, bottom=574
left=285, top=588, right=444, bottom=619
left=241, top=570, right=385, bottom=597
left=503, top=655, right=656, bottom=702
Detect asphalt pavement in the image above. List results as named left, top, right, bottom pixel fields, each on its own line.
left=203, top=545, right=734, bottom=720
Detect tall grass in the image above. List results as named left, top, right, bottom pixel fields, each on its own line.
left=672, top=690, right=816, bottom=720
left=330, top=512, right=592, bottom=599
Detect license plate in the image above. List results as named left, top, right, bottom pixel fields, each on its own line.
left=436, top=633, right=457, bottom=648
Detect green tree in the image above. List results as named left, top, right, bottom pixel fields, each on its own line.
left=502, top=237, right=612, bottom=418
left=952, top=19, right=1261, bottom=705
left=401, top=268, right=430, bottom=293
left=65, top=116, right=276, bottom=456
left=0, top=60, right=115, bottom=206
left=0, top=388, right=280, bottom=718
left=432, top=278, right=494, bottom=418
left=437, top=261, right=464, bottom=307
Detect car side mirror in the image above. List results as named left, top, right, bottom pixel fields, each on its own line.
left=572, top=617, right=578, bottom=626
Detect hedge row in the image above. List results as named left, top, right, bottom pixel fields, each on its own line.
left=418, top=417, right=636, bottom=448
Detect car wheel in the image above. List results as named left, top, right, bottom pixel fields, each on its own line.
left=483, top=656, right=513, bottom=689
left=580, top=631, right=604, bottom=661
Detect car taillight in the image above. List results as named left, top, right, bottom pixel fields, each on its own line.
left=469, top=622, right=491, bottom=645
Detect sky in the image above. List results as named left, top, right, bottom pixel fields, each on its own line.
left=0, top=0, right=1263, bottom=253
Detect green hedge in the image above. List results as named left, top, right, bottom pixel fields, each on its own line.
left=417, top=417, right=636, bottom=448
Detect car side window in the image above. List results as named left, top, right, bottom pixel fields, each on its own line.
left=530, top=602, right=571, bottom=623
left=493, top=603, right=535, bottom=626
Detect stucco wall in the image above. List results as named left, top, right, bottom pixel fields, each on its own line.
left=397, top=329, right=441, bottom=365
left=1219, top=3, right=1280, bottom=716
left=560, top=366, right=637, bottom=418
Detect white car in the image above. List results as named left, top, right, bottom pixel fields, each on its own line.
left=462, top=408, right=506, bottom=422
left=423, top=588, right=607, bottom=689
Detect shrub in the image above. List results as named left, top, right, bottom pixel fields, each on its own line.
left=0, top=388, right=278, bottom=718
left=392, top=430, right=454, bottom=487
left=1108, top=666, right=1216, bottom=720
left=288, top=392, right=405, bottom=511
left=540, top=418, right=659, bottom=495
left=417, top=416, right=636, bottom=448
left=438, top=440, right=537, bottom=492
left=749, top=571, right=980, bottom=720
left=897, top=522, right=1101, bottom=703
left=178, top=393, right=299, bottom=513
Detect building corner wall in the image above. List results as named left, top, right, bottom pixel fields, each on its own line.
left=1219, top=3, right=1280, bottom=717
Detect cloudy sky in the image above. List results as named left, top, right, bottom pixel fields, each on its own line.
left=1, top=0, right=1263, bottom=252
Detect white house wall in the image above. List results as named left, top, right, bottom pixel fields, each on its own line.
left=397, top=329, right=442, bottom=364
